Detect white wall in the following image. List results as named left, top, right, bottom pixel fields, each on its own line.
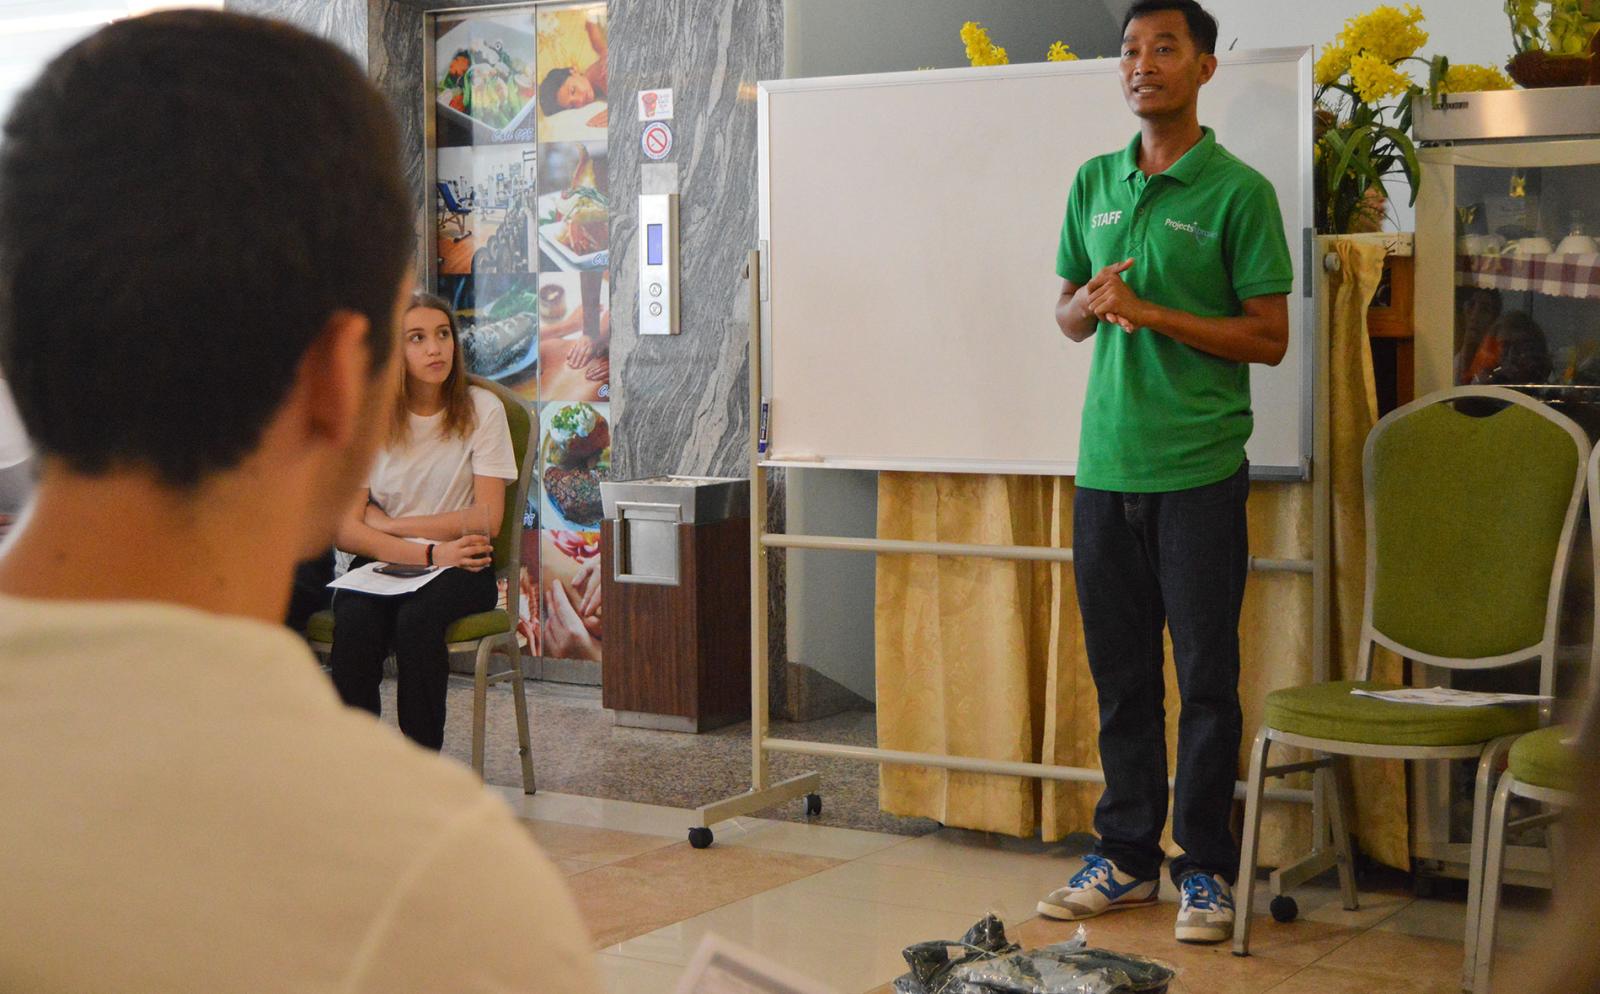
left=1203, top=0, right=1512, bottom=67
left=0, top=2, right=223, bottom=121
left=1202, top=0, right=1516, bottom=230
left=784, top=469, right=879, bottom=702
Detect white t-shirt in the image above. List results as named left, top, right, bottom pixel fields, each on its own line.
left=0, top=595, right=600, bottom=994
left=369, top=386, right=518, bottom=522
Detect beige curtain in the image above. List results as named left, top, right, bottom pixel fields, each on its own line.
left=875, top=236, right=1409, bottom=869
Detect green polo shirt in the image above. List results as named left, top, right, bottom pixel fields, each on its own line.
left=1057, top=127, right=1293, bottom=492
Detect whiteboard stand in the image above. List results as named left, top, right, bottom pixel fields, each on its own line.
left=688, top=250, right=1336, bottom=860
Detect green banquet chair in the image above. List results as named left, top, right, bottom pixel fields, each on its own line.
left=1468, top=442, right=1600, bottom=993
left=307, top=376, right=537, bottom=794
left=1231, top=386, right=1588, bottom=994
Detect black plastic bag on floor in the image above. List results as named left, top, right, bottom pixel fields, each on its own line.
left=892, top=913, right=1018, bottom=994
left=950, top=940, right=1176, bottom=994
left=892, top=917, right=1176, bottom=994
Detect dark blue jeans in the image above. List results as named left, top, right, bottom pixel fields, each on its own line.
left=1073, top=462, right=1249, bottom=886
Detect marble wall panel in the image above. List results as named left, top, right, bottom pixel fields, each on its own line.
left=225, top=0, right=369, bottom=66
left=607, top=0, right=782, bottom=482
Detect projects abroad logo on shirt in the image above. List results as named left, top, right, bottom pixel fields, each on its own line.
left=1164, top=216, right=1218, bottom=246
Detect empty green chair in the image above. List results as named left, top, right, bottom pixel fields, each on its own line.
left=1232, top=387, right=1587, bottom=994
left=307, top=376, right=537, bottom=793
left=1468, top=442, right=1600, bottom=993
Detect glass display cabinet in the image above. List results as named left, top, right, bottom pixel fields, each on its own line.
left=1411, top=92, right=1600, bottom=890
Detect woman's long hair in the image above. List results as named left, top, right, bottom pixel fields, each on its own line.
left=391, top=291, right=475, bottom=446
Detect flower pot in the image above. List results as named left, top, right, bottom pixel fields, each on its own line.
left=1507, top=48, right=1596, bottom=88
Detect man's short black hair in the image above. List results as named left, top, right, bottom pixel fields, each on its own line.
left=539, top=67, right=573, bottom=118
left=1122, top=0, right=1220, bottom=55
left=0, top=11, right=414, bottom=488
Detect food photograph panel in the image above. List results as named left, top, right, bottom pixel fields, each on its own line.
left=534, top=4, right=608, bottom=145
left=538, top=400, right=610, bottom=533
left=536, top=141, right=609, bottom=273
left=433, top=11, right=539, bottom=148
left=460, top=275, right=540, bottom=395
left=539, top=529, right=602, bottom=664
left=537, top=270, right=610, bottom=402
left=515, top=491, right=541, bottom=657
left=435, top=143, right=537, bottom=277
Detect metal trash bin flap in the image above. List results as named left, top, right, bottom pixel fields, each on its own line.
left=614, top=501, right=681, bottom=586
left=601, top=476, right=748, bottom=523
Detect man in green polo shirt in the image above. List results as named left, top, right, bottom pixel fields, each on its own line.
left=1035, top=0, right=1292, bottom=946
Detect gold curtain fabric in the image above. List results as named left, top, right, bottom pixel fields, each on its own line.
left=874, top=236, right=1409, bottom=869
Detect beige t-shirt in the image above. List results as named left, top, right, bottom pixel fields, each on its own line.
left=0, top=595, right=599, bottom=994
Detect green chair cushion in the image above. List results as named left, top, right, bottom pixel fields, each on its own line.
left=444, top=610, right=512, bottom=644
left=306, top=609, right=334, bottom=644
left=1265, top=681, right=1541, bottom=747
left=1508, top=724, right=1576, bottom=792
left=303, top=608, right=510, bottom=646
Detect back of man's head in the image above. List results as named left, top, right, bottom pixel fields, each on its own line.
left=0, top=10, right=413, bottom=489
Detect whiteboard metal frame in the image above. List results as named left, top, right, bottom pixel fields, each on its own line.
left=690, top=249, right=1339, bottom=870
left=754, top=48, right=1316, bottom=480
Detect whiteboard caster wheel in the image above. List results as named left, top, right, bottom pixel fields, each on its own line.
left=804, top=794, right=823, bottom=817
left=688, top=827, right=713, bottom=849
left=1269, top=895, right=1298, bottom=923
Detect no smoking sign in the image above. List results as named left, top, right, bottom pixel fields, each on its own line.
left=642, top=120, right=673, bottom=161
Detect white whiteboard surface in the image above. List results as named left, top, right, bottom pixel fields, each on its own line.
left=758, top=49, right=1314, bottom=478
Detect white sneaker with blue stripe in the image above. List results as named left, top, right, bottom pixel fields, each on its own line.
left=1036, top=854, right=1159, bottom=921
left=1174, top=872, right=1235, bottom=943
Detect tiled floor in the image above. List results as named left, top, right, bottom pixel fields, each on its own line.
left=492, top=785, right=1551, bottom=994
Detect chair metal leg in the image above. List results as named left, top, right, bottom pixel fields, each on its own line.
left=1326, top=756, right=1359, bottom=911
left=1546, top=815, right=1566, bottom=901
left=1233, top=727, right=1273, bottom=957
left=504, top=638, right=537, bottom=795
left=1472, top=772, right=1515, bottom=994
left=471, top=638, right=491, bottom=776
left=1464, top=735, right=1519, bottom=991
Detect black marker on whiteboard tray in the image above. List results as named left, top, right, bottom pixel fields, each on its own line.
left=757, top=398, right=770, bottom=453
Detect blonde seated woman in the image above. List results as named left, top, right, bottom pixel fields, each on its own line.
left=331, top=292, right=516, bottom=750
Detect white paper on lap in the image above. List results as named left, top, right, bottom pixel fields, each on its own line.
left=326, top=561, right=450, bottom=596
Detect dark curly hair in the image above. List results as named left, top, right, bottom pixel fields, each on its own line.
left=0, top=11, right=413, bottom=488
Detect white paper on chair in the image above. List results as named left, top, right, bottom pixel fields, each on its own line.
left=673, top=935, right=842, bottom=994
left=326, top=561, right=449, bottom=596
left=1350, top=686, right=1553, bottom=707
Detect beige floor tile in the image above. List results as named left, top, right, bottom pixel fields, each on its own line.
left=1262, top=961, right=1464, bottom=994
left=611, top=888, right=984, bottom=992
left=860, top=828, right=1086, bottom=884
left=1290, top=886, right=1411, bottom=930
left=595, top=952, right=686, bottom=994
left=713, top=817, right=908, bottom=861
left=523, top=819, right=677, bottom=865
left=1313, top=928, right=1466, bottom=986
left=554, top=856, right=604, bottom=876
left=488, top=787, right=691, bottom=838
left=777, top=859, right=1048, bottom=923
left=1486, top=943, right=1543, bottom=992
left=1378, top=889, right=1550, bottom=949
left=572, top=843, right=840, bottom=948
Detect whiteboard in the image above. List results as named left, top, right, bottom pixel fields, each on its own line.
left=757, top=49, right=1314, bottom=478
